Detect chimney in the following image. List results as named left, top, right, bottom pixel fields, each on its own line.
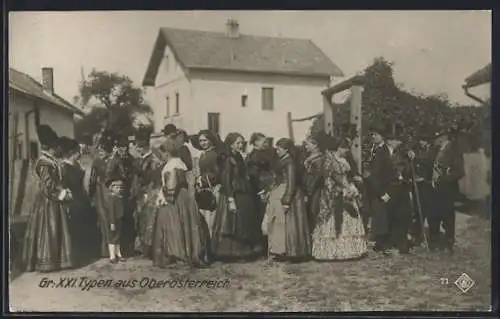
left=225, top=19, right=240, bottom=38
left=41, top=67, right=54, bottom=95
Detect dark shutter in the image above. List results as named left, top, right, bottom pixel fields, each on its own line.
left=262, top=87, right=274, bottom=110
left=208, top=113, right=220, bottom=135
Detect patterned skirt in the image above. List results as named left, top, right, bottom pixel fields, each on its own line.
left=312, top=194, right=367, bottom=261
left=135, top=189, right=160, bottom=256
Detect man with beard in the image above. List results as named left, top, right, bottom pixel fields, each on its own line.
left=106, top=134, right=139, bottom=258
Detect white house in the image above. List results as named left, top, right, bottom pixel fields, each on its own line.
left=142, top=19, right=344, bottom=142
left=9, top=67, right=84, bottom=161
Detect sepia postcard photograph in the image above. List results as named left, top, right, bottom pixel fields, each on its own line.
left=7, top=10, right=492, bottom=312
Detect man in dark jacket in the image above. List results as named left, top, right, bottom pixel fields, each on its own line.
left=428, top=127, right=465, bottom=253
left=106, top=135, right=139, bottom=257
left=366, top=124, right=395, bottom=255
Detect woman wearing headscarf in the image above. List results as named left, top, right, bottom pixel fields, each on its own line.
left=88, top=131, right=115, bottom=257
left=312, top=135, right=367, bottom=261
left=59, top=137, right=98, bottom=265
left=152, top=132, right=209, bottom=268
left=263, top=138, right=311, bottom=262
left=195, top=130, right=224, bottom=237
left=211, top=132, right=263, bottom=261
left=23, top=125, right=74, bottom=272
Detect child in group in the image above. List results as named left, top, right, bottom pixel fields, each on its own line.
left=106, top=178, right=126, bottom=264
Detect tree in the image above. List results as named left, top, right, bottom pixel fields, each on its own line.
left=74, top=69, right=154, bottom=143
left=312, top=57, right=486, bottom=154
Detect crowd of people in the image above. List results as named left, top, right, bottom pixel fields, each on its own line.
left=21, top=119, right=466, bottom=273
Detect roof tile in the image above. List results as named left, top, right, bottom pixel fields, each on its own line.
left=143, top=27, right=343, bottom=86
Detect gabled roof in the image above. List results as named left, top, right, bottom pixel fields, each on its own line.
left=143, top=27, right=344, bottom=86
left=464, top=63, right=491, bottom=88
left=9, top=68, right=84, bottom=116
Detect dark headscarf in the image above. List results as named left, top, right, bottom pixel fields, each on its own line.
left=36, top=124, right=58, bottom=149
left=58, top=136, right=80, bottom=157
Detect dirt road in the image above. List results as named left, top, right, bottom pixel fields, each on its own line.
left=9, top=212, right=491, bottom=312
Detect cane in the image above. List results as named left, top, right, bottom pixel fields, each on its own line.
left=409, top=159, right=430, bottom=252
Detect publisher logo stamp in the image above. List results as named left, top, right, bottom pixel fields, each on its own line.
left=454, top=273, right=475, bottom=293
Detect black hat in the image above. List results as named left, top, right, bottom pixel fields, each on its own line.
left=368, top=123, right=390, bottom=137
left=115, top=135, right=130, bottom=147
left=58, top=136, right=79, bottom=154
left=161, top=124, right=178, bottom=136
left=134, top=127, right=151, bottom=147
left=36, top=124, right=58, bottom=147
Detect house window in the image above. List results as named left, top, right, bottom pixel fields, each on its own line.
left=241, top=94, right=248, bottom=107
left=175, top=92, right=180, bottom=114
left=208, top=113, right=220, bottom=135
left=262, top=87, right=274, bottom=111
left=30, top=141, right=38, bottom=161
left=166, top=96, right=170, bottom=118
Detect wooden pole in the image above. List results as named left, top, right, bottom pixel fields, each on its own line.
left=9, top=112, right=19, bottom=218
left=286, top=112, right=295, bottom=141
left=350, top=85, right=363, bottom=174
left=323, top=94, right=334, bottom=136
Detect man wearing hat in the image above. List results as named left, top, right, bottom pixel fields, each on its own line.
left=106, top=134, right=140, bottom=258
left=428, top=126, right=465, bottom=253
left=407, top=127, right=435, bottom=246
left=385, top=124, right=413, bottom=254
left=366, top=123, right=395, bottom=255
left=132, top=127, right=163, bottom=256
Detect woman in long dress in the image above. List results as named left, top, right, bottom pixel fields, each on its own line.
left=211, top=133, right=263, bottom=261
left=22, top=125, right=74, bottom=272
left=152, top=136, right=209, bottom=268
left=312, top=136, right=367, bottom=261
left=303, top=135, right=326, bottom=232
left=195, top=130, right=224, bottom=237
left=88, top=133, right=115, bottom=257
left=60, top=137, right=99, bottom=265
left=264, top=138, right=311, bottom=262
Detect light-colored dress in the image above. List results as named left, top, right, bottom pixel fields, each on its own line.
left=312, top=151, right=367, bottom=261
left=264, top=154, right=311, bottom=258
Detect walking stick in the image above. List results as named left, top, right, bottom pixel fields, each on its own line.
left=409, top=159, right=430, bottom=252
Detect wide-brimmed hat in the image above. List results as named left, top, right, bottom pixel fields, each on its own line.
left=58, top=136, right=79, bottom=154
left=367, top=122, right=390, bottom=137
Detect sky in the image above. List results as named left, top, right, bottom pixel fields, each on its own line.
left=9, top=10, right=491, bottom=107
